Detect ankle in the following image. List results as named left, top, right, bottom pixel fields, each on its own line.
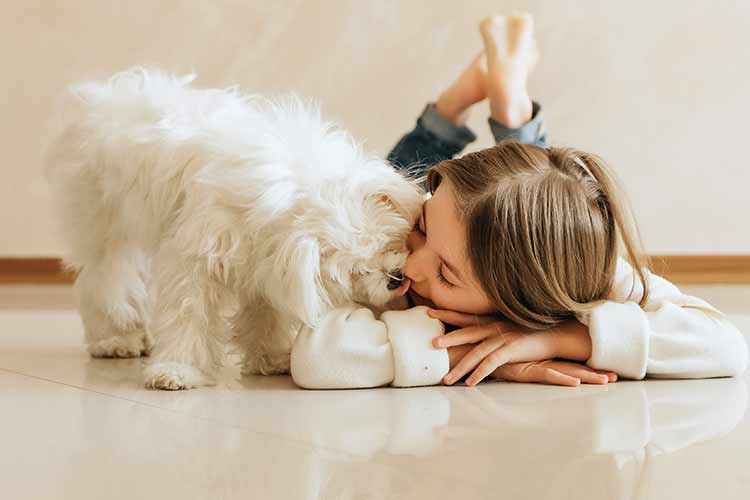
left=489, top=90, right=533, bottom=128
left=490, top=96, right=533, bottom=128
left=435, top=90, right=474, bottom=125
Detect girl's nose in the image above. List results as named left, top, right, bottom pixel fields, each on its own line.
left=405, top=235, right=413, bottom=254
left=402, top=231, right=425, bottom=282
left=405, top=228, right=420, bottom=253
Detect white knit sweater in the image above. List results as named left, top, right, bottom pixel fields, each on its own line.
left=290, top=258, right=748, bottom=389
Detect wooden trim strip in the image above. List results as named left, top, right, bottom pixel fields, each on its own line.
left=0, top=255, right=749, bottom=285
left=649, top=255, right=750, bottom=285
left=0, top=258, right=76, bottom=284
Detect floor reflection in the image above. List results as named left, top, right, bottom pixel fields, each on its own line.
left=2, top=284, right=747, bottom=500
left=284, top=378, right=747, bottom=499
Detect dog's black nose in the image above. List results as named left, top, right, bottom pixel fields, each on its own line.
left=387, top=270, right=404, bottom=290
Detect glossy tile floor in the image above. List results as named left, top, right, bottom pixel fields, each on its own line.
left=2, top=285, right=749, bottom=500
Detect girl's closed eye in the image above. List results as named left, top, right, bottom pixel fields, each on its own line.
left=437, top=268, right=455, bottom=288
left=414, top=216, right=455, bottom=288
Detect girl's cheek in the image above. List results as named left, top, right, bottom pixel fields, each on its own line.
left=433, top=290, right=466, bottom=312
left=426, top=290, right=445, bottom=310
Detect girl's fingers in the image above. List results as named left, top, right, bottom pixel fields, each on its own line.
left=594, top=370, right=618, bottom=382
left=541, top=362, right=617, bottom=385
left=549, top=362, right=616, bottom=385
left=465, top=349, right=513, bottom=386
left=493, top=363, right=581, bottom=387
left=433, top=325, right=494, bottom=348
left=427, top=309, right=497, bottom=327
left=565, top=366, right=609, bottom=385
left=586, top=368, right=618, bottom=382
left=443, top=337, right=506, bottom=385
left=541, top=368, right=581, bottom=387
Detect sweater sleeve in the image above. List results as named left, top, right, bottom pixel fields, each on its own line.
left=576, top=258, right=748, bottom=379
left=290, top=304, right=448, bottom=389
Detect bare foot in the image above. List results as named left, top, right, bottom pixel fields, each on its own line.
left=435, top=52, right=488, bottom=125
left=479, top=14, right=538, bottom=127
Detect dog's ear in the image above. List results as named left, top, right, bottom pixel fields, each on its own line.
left=267, top=234, right=330, bottom=327
left=376, top=192, right=412, bottom=221
left=373, top=176, right=422, bottom=222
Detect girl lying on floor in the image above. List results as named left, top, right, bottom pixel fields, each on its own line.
left=291, top=14, right=747, bottom=389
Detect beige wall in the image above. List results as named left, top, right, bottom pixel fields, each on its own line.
left=2, top=0, right=748, bottom=256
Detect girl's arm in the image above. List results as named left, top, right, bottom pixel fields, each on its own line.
left=577, top=258, right=748, bottom=379
left=290, top=305, right=449, bottom=389
left=291, top=304, right=613, bottom=389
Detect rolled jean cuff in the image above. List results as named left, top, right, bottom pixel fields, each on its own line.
left=488, top=101, right=546, bottom=146
left=418, top=103, right=477, bottom=149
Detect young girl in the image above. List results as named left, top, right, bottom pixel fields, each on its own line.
left=290, top=15, right=747, bottom=389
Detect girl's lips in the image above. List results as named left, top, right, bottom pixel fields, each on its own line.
left=394, top=277, right=412, bottom=297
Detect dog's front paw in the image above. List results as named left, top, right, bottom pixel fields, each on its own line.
left=241, top=351, right=291, bottom=376
left=144, top=362, right=210, bottom=390
left=89, top=331, right=149, bottom=358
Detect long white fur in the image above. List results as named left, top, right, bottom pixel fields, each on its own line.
left=44, top=67, right=423, bottom=390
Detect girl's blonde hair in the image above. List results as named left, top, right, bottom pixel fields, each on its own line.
left=426, top=141, right=650, bottom=330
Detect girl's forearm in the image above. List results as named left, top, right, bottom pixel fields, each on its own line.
left=550, top=320, right=592, bottom=362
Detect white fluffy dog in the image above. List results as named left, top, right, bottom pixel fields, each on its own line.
left=44, top=67, right=423, bottom=390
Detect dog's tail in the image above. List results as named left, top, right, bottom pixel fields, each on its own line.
left=43, top=67, right=195, bottom=182
left=42, top=67, right=211, bottom=268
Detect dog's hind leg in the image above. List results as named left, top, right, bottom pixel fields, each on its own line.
left=233, top=298, right=294, bottom=376
left=74, top=248, right=152, bottom=358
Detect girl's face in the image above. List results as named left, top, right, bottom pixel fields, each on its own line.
left=402, top=181, right=495, bottom=315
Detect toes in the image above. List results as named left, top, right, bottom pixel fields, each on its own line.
left=89, top=337, right=144, bottom=358
left=509, top=14, right=535, bottom=52
left=88, top=331, right=149, bottom=359
left=480, top=14, right=536, bottom=55
left=480, top=15, right=505, bottom=34
left=114, top=346, right=141, bottom=358
left=479, top=16, right=505, bottom=53
left=143, top=362, right=209, bottom=390
left=148, top=373, right=192, bottom=391
left=510, top=12, right=534, bottom=32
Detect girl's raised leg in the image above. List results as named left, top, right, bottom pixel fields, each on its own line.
left=434, top=52, right=487, bottom=125
left=479, top=14, right=538, bottom=128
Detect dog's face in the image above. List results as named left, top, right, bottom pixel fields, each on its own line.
left=340, top=191, right=420, bottom=307
left=267, top=165, right=424, bottom=327
left=317, top=168, right=424, bottom=308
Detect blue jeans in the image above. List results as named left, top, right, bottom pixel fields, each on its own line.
left=387, top=102, right=547, bottom=181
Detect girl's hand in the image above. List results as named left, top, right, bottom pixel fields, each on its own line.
left=429, top=308, right=597, bottom=386
left=447, top=345, right=616, bottom=387
left=492, top=360, right=617, bottom=387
